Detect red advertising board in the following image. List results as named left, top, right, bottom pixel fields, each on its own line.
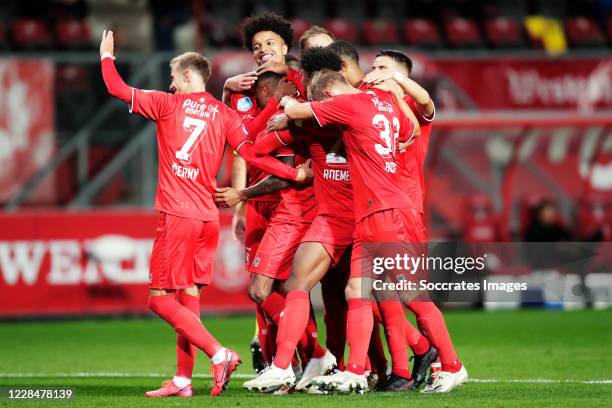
left=0, top=59, right=55, bottom=204
left=434, top=57, right=612, bottom=111
left=0, top=211, right=252, bottom=317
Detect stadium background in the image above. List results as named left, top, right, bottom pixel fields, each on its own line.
left=0, top=1, right=611, bottom=406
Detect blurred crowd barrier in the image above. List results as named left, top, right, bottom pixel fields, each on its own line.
left=0, top=211, right=250, bottom=317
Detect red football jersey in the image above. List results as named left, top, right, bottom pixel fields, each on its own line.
left=271, top=131, right=317, bottom=222
left=396, top=96, right=434, bottom=214
left=130, top=89, right=297, bottom=221
left=254, top=120, right=354, bottom=220
left=230, top=91, right=274, bottom=201
left=309, top=90, right=416, bottom=221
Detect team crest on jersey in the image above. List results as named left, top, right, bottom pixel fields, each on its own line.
left=253, top=257, right=261, bottom=267
left=237, top=97, right=253, bottom=112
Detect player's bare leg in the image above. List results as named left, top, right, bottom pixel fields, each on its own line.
left=244, top=242, right=337, bottom=391
left=248, top=274, right=275, bottom=306
left=146, top=287, right=241, bottom=397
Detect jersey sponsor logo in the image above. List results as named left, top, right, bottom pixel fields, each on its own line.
left=323, top=168, right=351, bottom=182
left=171, top=162, right=200, bottom=181
left=182, top=98, right=219, bottom=120
left=325, top=152, right=347, bottom=165
left=368, top=93, right=393, bottom=113
left=325, top=139, right=347, bottom=165
left=236, top=97, right=253, bottom=112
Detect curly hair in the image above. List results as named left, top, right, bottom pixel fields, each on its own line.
left=300, top=46, right=343, bottom=78
left=241, top=12, right=294, bottom=51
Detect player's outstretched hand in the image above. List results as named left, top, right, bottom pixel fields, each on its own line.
left=274, top=78, right=297, bottom=101
left=100, top=30, right=115, bottom=58
left=296, top=159, right=314, bottom=181
left=266, top=113, right=290, bottom=132
left=364, top=69, right=404, bottom=85
left=214, top=187, right=245, bottom=208
left=256, top=60, right=289, bottom=76
left=295, top=159, right=313, bottom=183
left=374, top=78, right=404, bottom=99
left=224, top=72, right=258, bottom=92
left=397, top=138, right=415, bottom=153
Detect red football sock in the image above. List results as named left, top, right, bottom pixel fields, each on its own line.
left=406, top=322, right=431, bottom=356
left=256, top=305, right=273, bottom=364
left=272, top=290, right=310, bottom=369
left=378, top=301, right=411, bottom=379
left=346, top=298, right=373, bottom=375
left=175, top=291, right=199, bottom=378
left=260, top=291, right=286, bottom=323
left=407, top=302, right=461, bottom=373
left=368, top=319, right=389, bottom=376
left=148, top=294, right=222, bottom=358
left=321, top=269, right=348, bottom=368
left=307, top=303, right=327, bottom=359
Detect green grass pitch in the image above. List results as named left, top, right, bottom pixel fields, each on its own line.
left=1, top=309, right=611, bottom=407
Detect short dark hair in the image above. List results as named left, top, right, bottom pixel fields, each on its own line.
left=241, top=12, right=293, bottom=51
left=170, top=52, right=211, bottom=83
left=255, top=71, right=283, bottom=89
left=308, top=69, right=346, bottom=101
left=328, top=40, right=359, bottom=64
left=301, top=46, right=343, bottom=78
left=376, top=49, right=413, bottom=74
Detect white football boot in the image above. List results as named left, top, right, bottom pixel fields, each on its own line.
left=311, top=370, right=369, bottom=394
left=243, top=364, right=296, bottom=391
left=295, top=350, right=337, bottom=391
left=421, top=364, right=468, bottom=393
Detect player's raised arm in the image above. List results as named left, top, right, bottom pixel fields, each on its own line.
left=366, top=50, right=434, bottom=120
left=100, top=30, right=131, bottom=103
left=253, top=128, right=297, bottom=155
left=100, top=30, right=172, bottom=122
left=225, top=115, right=306, bottom=182
left=281, top=97, right=315, bottom=120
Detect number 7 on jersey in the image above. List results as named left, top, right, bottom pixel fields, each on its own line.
left=176, top=117, right=207, bottom=165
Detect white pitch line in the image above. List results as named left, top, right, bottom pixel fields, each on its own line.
left=0, top=373, right=611, bottom=384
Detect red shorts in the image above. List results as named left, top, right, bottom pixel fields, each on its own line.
left=301, top=214, right=354, bottom=266
left=149, top=212, right=219, bottom=289
left=245, top=200, right=279, bottom=271
left=350, top=208, right=427, bottom=279
left=250, top=218, right=311, bottom=280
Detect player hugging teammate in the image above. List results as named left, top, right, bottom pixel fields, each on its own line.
left=100, top=11, right=467, bottom=398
